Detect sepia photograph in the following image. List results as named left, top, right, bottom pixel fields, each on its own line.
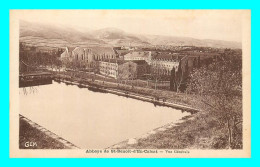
left=9, top=10, right=251, bottom=158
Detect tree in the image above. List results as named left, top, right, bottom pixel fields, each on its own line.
left=54, top=59, right=62, bottom=72
left=117, top=65, right=125, bottom=86
left=150, top=61, right=164, bottom=90
left=186, top=50, right=242, bottom=149
left=128, top=63, right=137, bottom=88
left=170, top=59, right=188, bottom=92
left=92, top=61, right=98, bottom=82
left=170, top=67, right=176, bottom=91
left=197, top=56, right=201, bottom=68
left=118, top=62, right=137, bottom=87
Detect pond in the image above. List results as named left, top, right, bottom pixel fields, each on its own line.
left=19, top=81, right=190, bottom=149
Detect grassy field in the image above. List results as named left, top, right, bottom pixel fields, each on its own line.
left=115, top=111, right=237, bottom=149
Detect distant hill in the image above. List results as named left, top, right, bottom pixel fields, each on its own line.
left=19, top=20, right=241, bottom=49
left=139, top=35, right=241, bottom=49
left=20, top=21, right=104, bottom=44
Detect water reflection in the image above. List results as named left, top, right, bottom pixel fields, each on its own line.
left=21, top=87, right=38, bottom=95
left=19, top=81, right=190, bottom=149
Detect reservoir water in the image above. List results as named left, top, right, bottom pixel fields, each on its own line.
left=19, top=81, right=190, bottom=149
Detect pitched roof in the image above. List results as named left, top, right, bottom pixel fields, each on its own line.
left=130, top=60, right=148, bottom=65
left=152, top=52, right=184, bottom=61
left=72, top=47, right=84, bottom=55
left=67, top=47, right=75, bottom=53
left=89, top=46, right=114, bottom=55
left=115, top=50, right=130, bottom=56
left=124, top=51, right=150, bottom=58
left=101, top=59, right=126, bottom=65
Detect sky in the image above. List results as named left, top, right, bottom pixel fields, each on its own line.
left=15, top=10, right=247, bottom=42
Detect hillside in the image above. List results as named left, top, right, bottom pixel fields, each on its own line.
left=19, top=21, right=241, bottom=49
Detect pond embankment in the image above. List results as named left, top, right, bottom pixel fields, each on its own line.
left=19, top=115, right=79, bottom=149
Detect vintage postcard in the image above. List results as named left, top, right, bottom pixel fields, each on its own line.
left=9, top=10, right=251, bottom=158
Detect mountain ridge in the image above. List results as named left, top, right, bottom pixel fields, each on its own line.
left=19, top=20, right=242, bottom=49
